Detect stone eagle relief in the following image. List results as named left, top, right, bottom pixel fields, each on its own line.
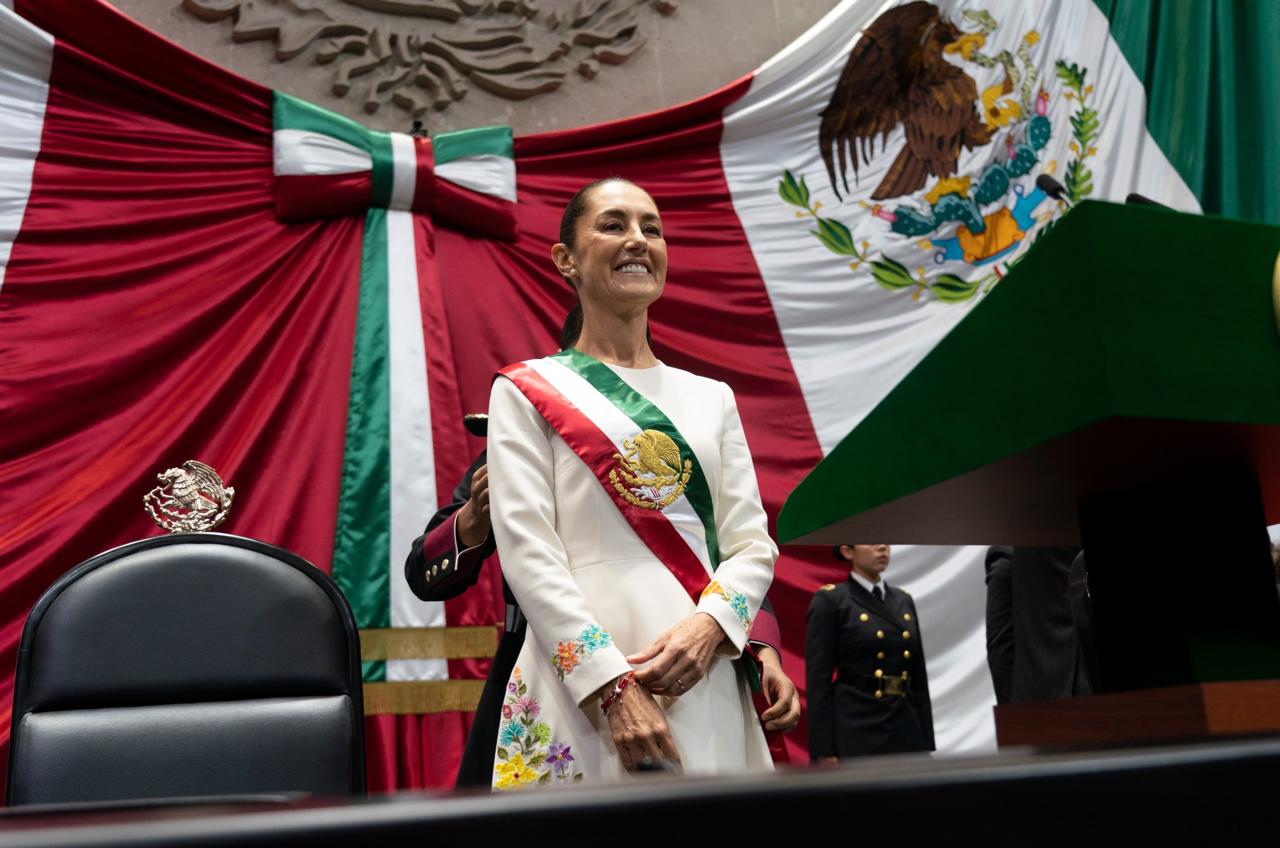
left=185, top=0, right=677, bottom=119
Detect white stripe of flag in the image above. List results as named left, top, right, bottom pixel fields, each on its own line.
left=272, top=128, right=370, bottom=176
left=0, top=4, right=52, bottom=294
left=385, top=208, right=445, bottom=681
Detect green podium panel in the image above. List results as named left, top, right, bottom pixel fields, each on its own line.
left=779, top=201, right=1280, bottom=692
left=779, top=200, right=1280, bottom=546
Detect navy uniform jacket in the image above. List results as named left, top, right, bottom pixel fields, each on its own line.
left=806, top=576, right=934, bottom=758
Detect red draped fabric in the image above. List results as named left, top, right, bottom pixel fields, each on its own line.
left=0, top=0, right=832, bottom=795
left=0, top=1, right=367, bottom=797
left=364, top=713, right=474, bottom=792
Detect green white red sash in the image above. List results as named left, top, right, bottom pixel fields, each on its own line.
left=498, top=349, right=720, bottom=604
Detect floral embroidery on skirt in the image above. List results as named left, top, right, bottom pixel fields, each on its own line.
left=493, top=667, right=583, bottom=789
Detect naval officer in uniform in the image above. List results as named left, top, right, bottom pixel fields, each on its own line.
left=806, top=544, right=934, bottom=761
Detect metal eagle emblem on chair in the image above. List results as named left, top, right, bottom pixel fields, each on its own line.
left=608, top=430, right=693, bottom=511
left=144, top=460, right=235, bottom=533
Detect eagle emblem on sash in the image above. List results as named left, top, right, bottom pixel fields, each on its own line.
left=608, top=429, right=693, bottom=511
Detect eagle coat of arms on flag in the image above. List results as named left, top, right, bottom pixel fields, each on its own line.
left=776, top=0, right=1101, bottom=304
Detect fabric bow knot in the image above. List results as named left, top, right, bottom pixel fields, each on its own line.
left=271, top=92, right=517, bottom=241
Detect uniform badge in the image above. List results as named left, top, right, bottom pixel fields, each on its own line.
left=608, top=429, right=692, bottom=511
left=144, top=460, right=235, bottom=533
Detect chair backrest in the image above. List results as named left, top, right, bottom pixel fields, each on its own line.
left=6, top=533, right=365, bottom=805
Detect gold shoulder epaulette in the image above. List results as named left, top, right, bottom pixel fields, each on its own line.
left=819, top=583, right=836, bottom=592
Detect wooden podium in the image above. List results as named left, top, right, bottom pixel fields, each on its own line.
left=994, top=680, right=1280, bottom=747
left=779, top=200, right=1280, bottom=746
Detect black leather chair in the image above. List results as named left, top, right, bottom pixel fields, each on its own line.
left=6, top=533, right=365, bottom=805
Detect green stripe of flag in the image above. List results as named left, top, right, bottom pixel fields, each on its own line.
left=550, top=348, right=721, bottom=569
left=1095, top=0, right=1280, bottom=225
left=369, top=130, right=395, bottom=208
left=433, top=125, right=513, bottom=166
left=333, top=208, right=393, bottom=683
left=272, top=90, right=371, bottom=154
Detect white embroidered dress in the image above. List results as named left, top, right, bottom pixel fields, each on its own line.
left=487, top=358, right=777, bottom=788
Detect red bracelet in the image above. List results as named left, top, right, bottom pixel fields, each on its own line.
left=600, top=671, right=636, bottom=716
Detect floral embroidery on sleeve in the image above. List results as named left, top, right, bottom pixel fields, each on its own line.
left=550, top=623, right=612, bottom=680
left=493, top=667, right=583, bottom=790
left=702, top=580, right=752, bottom=630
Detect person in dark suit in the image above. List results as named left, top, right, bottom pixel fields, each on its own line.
left=806, top=543, right=934, bottom=761
left=984, top=546, right=1090, bottom=703
left=984, top=546, right=1015, bottom=704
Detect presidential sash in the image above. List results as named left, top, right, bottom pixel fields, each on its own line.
left=499, top=349, right=765, bottom=696
left=498, top=349, right=720, bottom=600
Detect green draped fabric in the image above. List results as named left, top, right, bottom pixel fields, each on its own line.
left=1095, top=0, right=1280, bottom=224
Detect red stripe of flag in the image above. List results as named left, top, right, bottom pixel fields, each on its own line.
left=274, top=172, right=372, bottom=221
left=412, top=136, right=434, bottom=214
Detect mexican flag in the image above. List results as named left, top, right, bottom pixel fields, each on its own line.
left=1, top=0, right=1269, bottom=784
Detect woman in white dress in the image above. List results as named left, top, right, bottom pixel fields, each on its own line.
left=487, top=178, right=777, bottom=787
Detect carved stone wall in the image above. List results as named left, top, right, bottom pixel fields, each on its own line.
left=105, top=0, right=842, bottom=134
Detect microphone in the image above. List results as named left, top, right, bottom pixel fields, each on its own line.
left=1125, top=192, right=1171, bottom=210
left=1035, top=173, right=1072, bottom=208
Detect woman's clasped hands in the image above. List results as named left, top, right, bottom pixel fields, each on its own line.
left=601, top=673, right=682, bottom=774
left=627, top=611, right=725, bottom=697
left=601, top=612, right=728, bottom=773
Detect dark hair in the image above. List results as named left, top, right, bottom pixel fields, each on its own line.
left=559, top=304, right=583, bottom=349
left=558, top=176, right=638, bottom=251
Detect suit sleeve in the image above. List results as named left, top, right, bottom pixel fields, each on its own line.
left=805, top=590, right=839, bottom=759
left=695, top=382, right=778, bottom=655
left=403, top=453, right=496, bottom=603
left=487, top=377, right=632, bottom=707
left=907, top=594, right=936, bottom=751
left=747, top=595, right=781, bottom=654
left=984, top=545, right=1015, bottom=705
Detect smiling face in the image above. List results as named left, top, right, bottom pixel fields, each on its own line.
left=552, top=180, right=668, bottom=316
